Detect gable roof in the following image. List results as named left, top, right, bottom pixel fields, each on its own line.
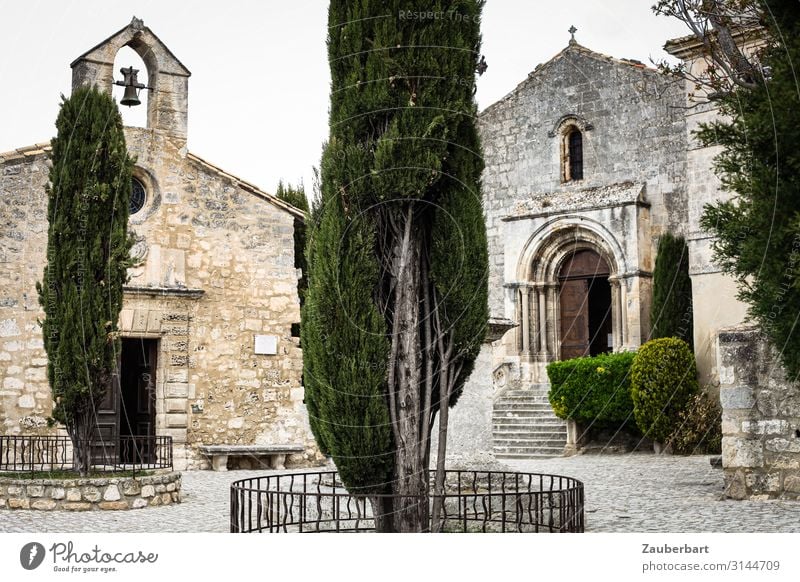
left=186, top=152, right=305, bottom=219
left=0, top=143, right=305, bottom=220
left=481, top=41, right=660, bottom=117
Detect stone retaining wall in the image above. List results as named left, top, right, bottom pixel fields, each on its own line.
left=0, top=471, right=181, bottom=510
left=718, top=327, right=800, bottom=500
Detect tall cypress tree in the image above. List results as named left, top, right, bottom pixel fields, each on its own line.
left=650, top=233, right=693, bottom=347
left=303, top=1, right=488, bottom=532
left=36, top=86, right=134, bottom=475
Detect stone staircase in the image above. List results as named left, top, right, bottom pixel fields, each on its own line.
left=492, top=387, right=568, bottom=459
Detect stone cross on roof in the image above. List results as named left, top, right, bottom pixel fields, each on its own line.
left=568, top=25, right=578, bottom=43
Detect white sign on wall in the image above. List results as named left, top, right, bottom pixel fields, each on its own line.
left=254, top=335, right=278, bottom=355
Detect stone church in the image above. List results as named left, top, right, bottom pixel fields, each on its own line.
left=445, top=32, right=762, bottom=464
left=0, top=19, right=322, bottom=470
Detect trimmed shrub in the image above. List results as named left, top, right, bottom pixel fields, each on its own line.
left=547, top=351, right=637, bottom=427
left=630, top=338, right=699, bottom=443
left=667, top=392, right=722, bottom=455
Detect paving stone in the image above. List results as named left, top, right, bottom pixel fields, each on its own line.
left=0, top=459, right=798, bottom=532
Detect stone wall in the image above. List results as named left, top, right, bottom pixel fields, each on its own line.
left=0, top=471, right=181, bottom=511
left=718, top=327, right=800, bottom=499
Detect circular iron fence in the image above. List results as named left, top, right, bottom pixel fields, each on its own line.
left=230, top=469, right=584, bottom=533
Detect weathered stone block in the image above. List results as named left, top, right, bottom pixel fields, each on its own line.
left=765, top=438, right=800, bottom=454
left=722, top=437, right=764, bottom=468
left=82, top=486, right=101, bottom=502
left=99, top=501, right=129, bottom=510
left=50, top=487, right=65, bottom=500
left=141, top=485, right=155, bottom=498
left=720, top=385, right=755, bottom=410
left=784, top=474, right=800, bottom=493
left=31, top=499, right=56, bottom=510
left=8, top=498, right=30, bottom=509
left=742, top=420, right=788, bottom=435
left=27, top=485, right=44, bottom=497
left=160, top=493, right=171, bottom=504
left=131, top=497, right=148, bottom=509
left=121, top=480, right=141, bottom=496
left=63, top=502, right=92, bottom=511
left=745, top=472, right=781, bottom=492
left=103, top=485, right=121, bottom=501
left=66, top=488, right=81, bottom=502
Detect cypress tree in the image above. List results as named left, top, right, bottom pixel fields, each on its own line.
left=276, top=180, right=309, bottom=305
left=303, top=1, right=488, bottom=531
left=650, top=233, right=693, bottom=347
left=36, top=86, right=134, bottom=475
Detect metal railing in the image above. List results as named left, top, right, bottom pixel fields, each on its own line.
left=230, top=469, right=584, bottom=533
left=0, top=435, right=173, bottom=478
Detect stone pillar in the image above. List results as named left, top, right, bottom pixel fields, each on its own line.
left=520, top=287, right=531, bottom=357
left=610, top=278, right=621, bottom=351
left=718, top=327, right=800, bottom=500
left=547, top=284, right=558, bottom=360
left=538, top=285, right=548, bottom=357
left=620, top=277, right=629, bottom=348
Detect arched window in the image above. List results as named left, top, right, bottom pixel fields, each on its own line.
left=562, top=127, right=584, bottom=182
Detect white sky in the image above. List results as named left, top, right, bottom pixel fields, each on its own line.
left=0, top=1, right=689, bottom=196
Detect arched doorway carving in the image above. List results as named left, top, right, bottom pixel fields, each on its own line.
left=513, top=220, right=629, bottom=379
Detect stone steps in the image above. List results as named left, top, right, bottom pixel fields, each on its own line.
left=492, top=388, right=567, bottom=459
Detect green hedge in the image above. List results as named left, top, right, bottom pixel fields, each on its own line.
left=547, top=351, right=637, bottom=427
left=630, top=337, right=699, bottom=443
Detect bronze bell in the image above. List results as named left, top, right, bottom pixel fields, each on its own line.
left=120, top=83, right=141, bottom=107
left=115, top=66, right=147, bottom=108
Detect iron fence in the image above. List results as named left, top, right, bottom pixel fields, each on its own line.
left=230, top=469, right=584, bottom=533
left=0, top=435, right=173, bottom=478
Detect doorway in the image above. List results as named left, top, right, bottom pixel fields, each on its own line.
left=92, top=337, right=158, bottom=464
left=558, top=250, right=613, bottom=360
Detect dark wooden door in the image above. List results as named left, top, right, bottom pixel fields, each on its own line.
left=120, top=338, right=157, bottom=463
left=90, top=363, right=121, bottom=467
left=560, top=278, right=590, bottom=360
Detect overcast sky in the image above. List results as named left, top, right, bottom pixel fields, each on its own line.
left=0, top=1, right=689, bottom=196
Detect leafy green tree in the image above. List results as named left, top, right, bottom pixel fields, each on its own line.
left=276, top=180, right=309, bottom=305
left=302, top=0, right=488, bottom=532
left=36, top=86, right=134, bottom=475
left=650, top=233, right=693, bottom=347
left=685, top=0, right=800, bottom=379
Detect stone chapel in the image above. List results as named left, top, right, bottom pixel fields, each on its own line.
left=444, top=34, right=756, bottom=464
left=0, top=18, right=322, bottom=470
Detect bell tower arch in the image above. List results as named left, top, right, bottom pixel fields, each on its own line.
left=70, top=16, right=192, bottom=142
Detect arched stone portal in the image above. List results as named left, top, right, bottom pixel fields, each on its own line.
left=513, top=220, right=633, bottom=381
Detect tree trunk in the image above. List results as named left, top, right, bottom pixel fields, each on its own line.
left=71, top=410, right=93, bottom=477
left=388, top=207, right=430, bottom=532
left=369, top=496, right=396, bottom=533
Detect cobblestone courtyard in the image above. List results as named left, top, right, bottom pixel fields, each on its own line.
left=1, top=454, right=798, bottom=533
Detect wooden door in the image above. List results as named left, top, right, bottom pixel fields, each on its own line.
left=559, top=278, right=590, bottom=360
left=120, top=338, right=157, bottom=463
left=90, top=363, right=121, bottom=467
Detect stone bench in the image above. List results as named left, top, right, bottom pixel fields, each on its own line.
left=199, top=445, right=304, bottom=472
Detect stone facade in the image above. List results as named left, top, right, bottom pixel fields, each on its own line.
left=447, top=40, right=689, bottom=462
left=0, top=19, right=322, bottom=470
left=479, top=41, right=688, bottom=386
left=0, top=471, right=181, bottom=510
left=718, top=328, right=800, bottom=499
